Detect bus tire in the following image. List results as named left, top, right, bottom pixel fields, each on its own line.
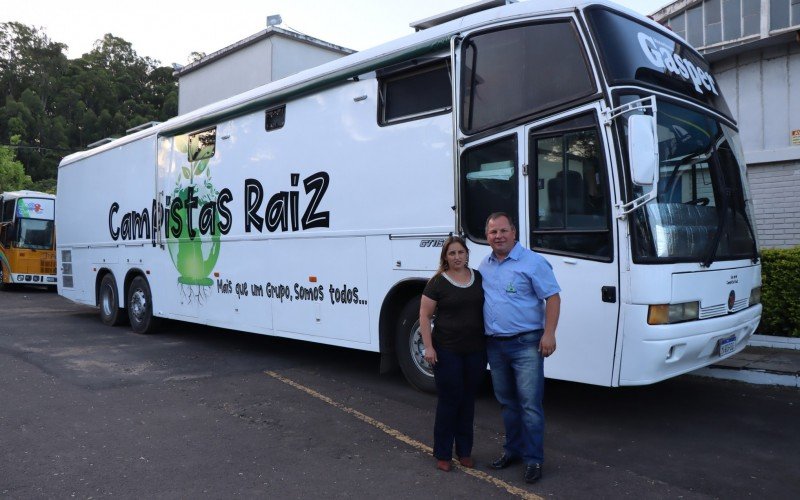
left=127, top=275, right=160, bottom=334
left=0, top=265, right=11, bottom=291
left=99, top=274, right=125, bottom=326
left=395, top=296, right=436, bottom=393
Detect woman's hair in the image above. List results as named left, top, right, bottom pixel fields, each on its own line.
left=435, top=235, right=469, bottom=277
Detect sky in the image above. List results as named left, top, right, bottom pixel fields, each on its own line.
left=2, top=0, right=672, bottom=67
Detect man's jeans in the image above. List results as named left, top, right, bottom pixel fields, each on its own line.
left=486, top=330, right=545, bottom=465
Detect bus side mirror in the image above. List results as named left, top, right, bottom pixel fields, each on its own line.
left=627, top=114, right=659, bottom=187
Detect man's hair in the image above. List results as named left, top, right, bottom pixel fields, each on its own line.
left=485, top=212, right=516, bottom=232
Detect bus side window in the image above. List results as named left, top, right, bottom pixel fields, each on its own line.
left=460, top=134, right=519, bottom=243
left=188, top=127, right=216, bottom=162
left=378, top=60, right=452, bottom=125
left=531, top=120, right=611, bottom=260
left=1, top=221, right=15, bottom=247
left=265, top=105, right=286, bottom=131
left=1, top=199, right=14, bottom=222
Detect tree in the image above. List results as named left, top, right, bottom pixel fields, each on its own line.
left=0, top=22, right=178, bottom=188
left=0, top=22, right=68, bottom=105
left=189, top=51, right=206, bottom=63
left=0, top=143, right=31, bottom=192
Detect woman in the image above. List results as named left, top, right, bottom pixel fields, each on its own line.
left=420, top=236, right=486, bottom=472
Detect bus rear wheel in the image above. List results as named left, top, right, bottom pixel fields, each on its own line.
left=395, top=297, right=436, bottom=393
left=99, top=274, right=125, bottom=326
left=127, top=276, right=160, bottom=334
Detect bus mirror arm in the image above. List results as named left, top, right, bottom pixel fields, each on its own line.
left=615, top=190, right=656, bottom=220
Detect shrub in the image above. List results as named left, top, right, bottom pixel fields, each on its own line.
left=758, top=246, right=800, bottom=337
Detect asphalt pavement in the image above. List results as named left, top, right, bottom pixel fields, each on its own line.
left=2, top=288, right=799, bottom=499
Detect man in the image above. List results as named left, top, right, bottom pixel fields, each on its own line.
left=478, top=212, right=561, bottom=484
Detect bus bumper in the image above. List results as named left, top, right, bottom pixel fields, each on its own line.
left=10, top=273, right=57, bottom=286
left=618, top=303, right=762, bottom=386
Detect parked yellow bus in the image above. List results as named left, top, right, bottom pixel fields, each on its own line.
left=0, top=191, right=57, bottom=289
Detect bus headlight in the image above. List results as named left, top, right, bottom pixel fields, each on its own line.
left=647, top=302, right=700, bottom=325
left=749, top=287, right=761, bottom=306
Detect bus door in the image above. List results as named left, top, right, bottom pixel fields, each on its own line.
left=154, top=134, right=202, bottom=321
left=524, top=104, right=621, bottom=385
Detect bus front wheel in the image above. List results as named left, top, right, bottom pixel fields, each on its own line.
left=0, top=265, right=13, bottom=291
left=395, top=297, right=436, bottom=393
left=99, top=274, right=125, bottom=326
left=127, top=276, right=160, bottom=334
left=0, top=264, right=11, bottom=291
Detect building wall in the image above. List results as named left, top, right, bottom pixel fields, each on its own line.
left=271, top=37, right=348, bottom=81
left=178, top=41, right=273, bottom=115
left=177, top=36, right=350, bottom=115
left=714, top=42, right=800, bottom=158
left=713, top=41, right=800, bottom=248
left=747, top=162, right=800, bottom=248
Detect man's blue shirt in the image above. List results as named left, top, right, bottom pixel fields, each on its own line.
left=479, top=242, right=561, bottom=336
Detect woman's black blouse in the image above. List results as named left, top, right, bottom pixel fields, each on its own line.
left=422, top=269, right=485, bottom=353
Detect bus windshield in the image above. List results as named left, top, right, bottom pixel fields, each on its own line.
left=625, top=96, right=758, bottom=264
left=16, top=218, right=55, bottom=250
left=585, top=6, right=732, bottom=120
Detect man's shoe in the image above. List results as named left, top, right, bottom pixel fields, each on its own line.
left=524, top=463, right=543, bottom=484
left=436, top=459, right=452, bottom=472
left=490, top=454, right=521, bottom=470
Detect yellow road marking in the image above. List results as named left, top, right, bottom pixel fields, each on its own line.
left=265, top=370, right=542, bottom=500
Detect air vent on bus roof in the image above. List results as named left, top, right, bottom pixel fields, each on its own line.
left=86, top=138, right=117, bottom=149
left=126, top=121, right=162, bottom=134
left=409, top=0, right=517, bottom=31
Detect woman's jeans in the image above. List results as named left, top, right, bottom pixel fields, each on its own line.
left=432, top=346, right=487, bottom=460
left=486, top=330, right=545, bottom=465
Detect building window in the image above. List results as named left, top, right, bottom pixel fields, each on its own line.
left=742, top=0, right=761, bottom=35
left=723, top=0, right=742, bottom=40
left=687, top=5, right=704, bottom=46
left=669, top=12, right=687, bottom=40
left=705, top=0, right=723, bottom=44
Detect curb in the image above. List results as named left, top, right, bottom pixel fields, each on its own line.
left=691, top=365, right=800, bottom=388
left=748, top=334, right=800, bottom=350
left=689, top=334, right=800, bottom=388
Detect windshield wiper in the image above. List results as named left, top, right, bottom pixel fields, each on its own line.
left=736, top=199, right=760, bottom=263
left=701, top=187, right=728, bottom=268
left=701, top=185, right=759, bottom=267
left=660, top=150, right=709, bottom=202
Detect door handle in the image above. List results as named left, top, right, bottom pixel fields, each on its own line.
left=562, top=258, right=577, bottom=265
left=602, top=286, right=617, bottom=303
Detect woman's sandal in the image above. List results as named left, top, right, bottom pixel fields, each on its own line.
left=457, top=457, right=475, bottom=468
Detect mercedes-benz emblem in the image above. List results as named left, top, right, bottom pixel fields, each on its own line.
left=728, top=290, right=736, bottom=311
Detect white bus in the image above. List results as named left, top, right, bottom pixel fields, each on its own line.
left=56, top=0, right=762, bottom=392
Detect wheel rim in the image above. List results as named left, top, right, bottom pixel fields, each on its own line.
left=101, top=284, right=114, bottom=316
left=408, top=319, right=434, bottom=378
left=130, top=288, right=147, bottom=323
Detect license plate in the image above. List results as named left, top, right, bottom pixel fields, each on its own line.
left=718, top=335, right=736, bottom=357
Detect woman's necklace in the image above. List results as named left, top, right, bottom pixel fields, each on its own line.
left=445, top=268, right=471, bottom=285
